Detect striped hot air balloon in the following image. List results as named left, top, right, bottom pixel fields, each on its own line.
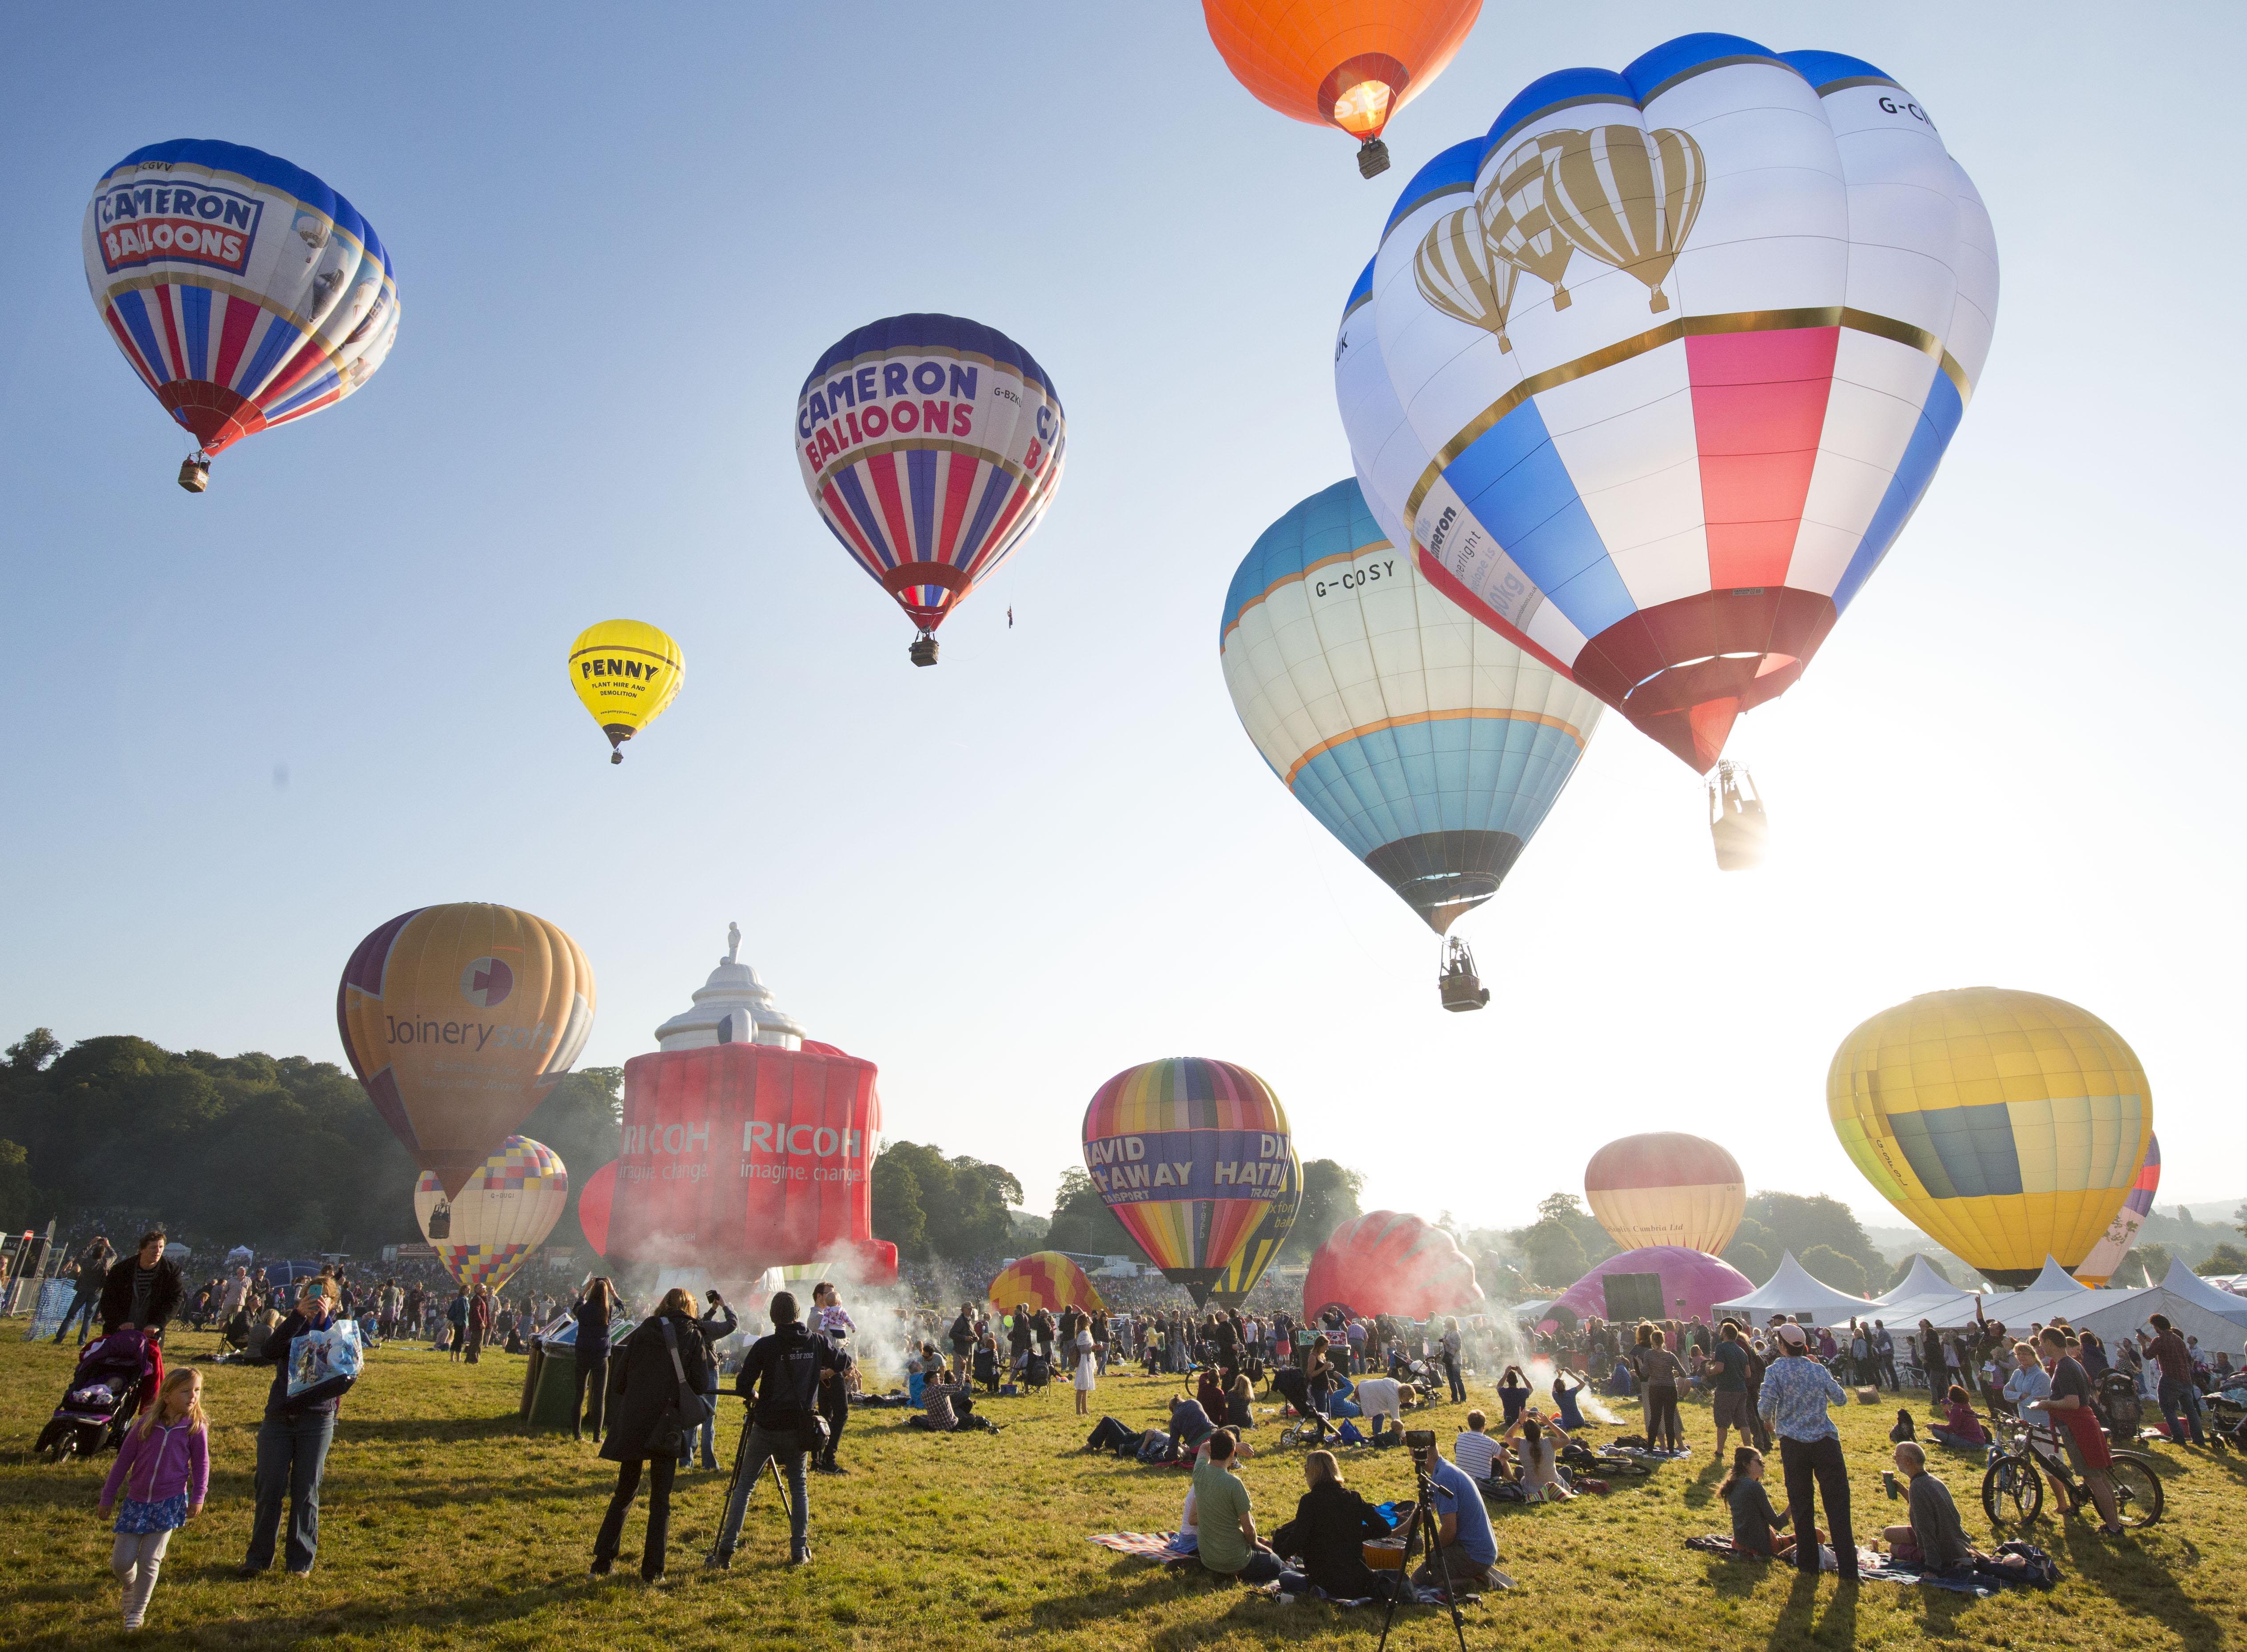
left=413, top=1136, right=569, bottom=1292
left=1210, top=1143, right=1301, bottom=1308
left=1081, top=1058, right=1291, bottom=1305
left=988, top=1252, right=1107, bottom=1318
left=2073, top=1134, right=2161, bottom=1288
left=1584, top=1133, right=1745, bottom=1255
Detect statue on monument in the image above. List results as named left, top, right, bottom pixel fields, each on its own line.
left=725, top=922, right=741, bottom=966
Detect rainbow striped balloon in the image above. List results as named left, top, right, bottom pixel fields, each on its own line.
left=413, top=1135, right=569, bottom=1293
left=1081, top=1057, right=1292, bottom=1304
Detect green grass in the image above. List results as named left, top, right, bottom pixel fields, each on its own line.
left=2, top=1327, right=2242, bottom=1649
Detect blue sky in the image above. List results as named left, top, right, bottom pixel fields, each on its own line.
left=3, top=4, right=2241, bottom=1233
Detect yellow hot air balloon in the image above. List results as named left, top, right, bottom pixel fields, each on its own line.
left=568, top=620, right=682, bottom=764
left=414, top=1135, right=570, bottom=1291
left=337, top=902, right=595, bottom=1197
left=1828, top=988, right=2151, bottom=1287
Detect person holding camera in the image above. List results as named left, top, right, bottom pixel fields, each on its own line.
left=677, top=1291, right=738, bottom=1471
left=709, top=1290, right=844, bottom=1569
left=1408, top=1432, right=1502, bottom=1594
left=590, top=1287, right=709, bottom=1585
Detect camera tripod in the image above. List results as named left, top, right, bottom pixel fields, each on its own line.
left=703, top=1401, right=796, bottom=1569
left=1376, top=1453, right=1471, bottom=1652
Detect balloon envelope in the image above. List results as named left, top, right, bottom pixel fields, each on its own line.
left=1336, top=36, right=1999, bottom=769
left=569, top=620, right=682, bottom=758
left=795, top=314, right=1064, bottom=639
left=989, top=1252, right=1107, bottom=1317
left=1549, top=1243, right=1753, bottom=1327
left=413, top=1135, right=568, bottom=1291
left=1209, top=1144, right=1300, bottom=1308
left=1584, top=1132, right=1745, bottom=1254
left=1829, top=988, right=2151, bottom=1287
left=84, top=140, right=399, bottom=462
left=2072, top=1133, right=2161, bottom=1289
left=1221, top=479, right=1600, bottom=935
left=1203, top=0, right=1482, bottom=143
left=337, top=903, right=595, bottom=1198
left=1302, top=1210, right=1483, bottom=1321
left=1081, top=1058, right=1291, bottom=1305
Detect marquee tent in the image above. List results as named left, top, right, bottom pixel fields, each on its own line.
left=2159, top=1257, right=2247, bottom=1331
left=1869, top=1255, right=1958, bottom=1310
left=1712, top=1251, right=1873, bottom=1324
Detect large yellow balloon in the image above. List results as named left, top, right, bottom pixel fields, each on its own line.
left=1828, top=988, right=2151, bottom=1286
left=568, top=620, right=682, bottom=764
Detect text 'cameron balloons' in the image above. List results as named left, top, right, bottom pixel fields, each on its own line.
left=1829, top=988, right=2151, bottom=1287
left=1584, top=1133, right=1745, bottom=1255
left=413, top=1135, right=569, bottom=1291
left=2072, top=1133, right=2161, bottom=1289
left=1082, top=1058, right=1291, bottom=1305
left=1221, top=479, right=1600, bottom=954
left=1210, top=1142, right=1300, bottom=1308
left=1302, top=1210, right=1483, bottom=1321
left=84, top=141, right=400, bottom=492
left=989, top=1253, right=1107, bottom=1318
left=1203, top=0, right=1482, bottom=177
left=795, top=314, right=1064, bottom=666
left=568, top=620, right=682, bottom=764
left=1336, top=36, right=1999, bottom=770
left=337, top=903, right=595, bottom=1199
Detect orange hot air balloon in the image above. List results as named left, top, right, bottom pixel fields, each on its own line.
left=1584, top=1133, right=1746, bottom=1256
left=1203, top=0, right=1483, bottom=177
left=337, top=903, right=595, bottom=1198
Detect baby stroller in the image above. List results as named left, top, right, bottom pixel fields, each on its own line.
left=35, top=1327, right=162, bottom=1463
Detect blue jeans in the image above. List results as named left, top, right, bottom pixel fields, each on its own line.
left=53, top=1291, right=100, bottom=1343
left=245, top=1410, right=335, bottom=1573
left=2159, top=1377, right=2208, bottom=1446
left=1215, top=1549, right=1302, bottom=1588
left=713, top=1422, right=809, bottom=1560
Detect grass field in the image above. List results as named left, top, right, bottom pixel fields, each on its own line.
left=1, top=1326, right=2241, bottom=1650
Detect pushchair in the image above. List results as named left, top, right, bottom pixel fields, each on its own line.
left=34, top=1327, right=162, bottom=1463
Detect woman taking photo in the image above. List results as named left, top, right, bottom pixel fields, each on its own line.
left=573, top=1279, right=620, bottom=1444
left=590, top=1287, right=710, bottom=1584
left=239, top=1280, right=344, bottom=1576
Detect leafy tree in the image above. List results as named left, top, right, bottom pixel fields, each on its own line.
left=1522, top=1219, right=1586, bottom=1291
left=1886, top=1253, right=1953, bottom=1290
left=2123, top=1242, right=2172, bottom=1286
left=1534, top=1190, right=1618, bottom=1267
left=1800, top=1243, right=1868, bottom=1296
left=1746, top=1192, right=1885, bottom=1279
left=1043, top=1168, right=1144, bottom=1261
left=2234, top=1202, right=2246, bottom=1241
left=870, top=1147, right=929, bottom=1259
left=1282, top=1159, right=1365, bottom=1261
left=1009, top=1210, right=1051, bottom=1247
left=2196, top=1242, right=2247, bottom=1276
left=1722, top=1238, right=1773, bottom=1286
left=518, top=1066, right=622, bottom=1255
left=0, top=1138, right=37, bottom=1230
left=867, top=1142, right=1018, bottom=1261
left=5, top=1028, right=59, bottom=1072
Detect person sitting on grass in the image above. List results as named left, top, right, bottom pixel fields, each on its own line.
left=1451, top=1410, right=1506, bottom=1484
left=1717, top=1446, right=1799, bottom=1561
left=1226, top=1370, right=1255, bottom=1430
left=908, top=1369, right=977, bottom=1433
left=1410, top=1433, right=1503, bottom=1596
left=1193, top=1429, right=1300, bottom=1587
left=1496, top=1364, right=1533, bottom=1427
left=1927, top=1384, right=1989, bottom=1449
left=1503, top=1407, right=1573, bottom=1501
left=1890, top=1409, right=1916, bottom=1444
left=1197, top=1365, right=1228, bottom=1422
left=1550, top=1366, right=1589, bottom=1431
left=1169, top=1393, right=1217, bottom=1458
left=1880, top=1441, right=1978, bottom=1574
left=1271, top=1451, right=1399, bottom=1600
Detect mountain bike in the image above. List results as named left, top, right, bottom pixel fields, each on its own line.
left=1981, top=1413, right=2163, bottom=1531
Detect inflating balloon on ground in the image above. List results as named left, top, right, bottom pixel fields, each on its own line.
left=1302, top=1210, right=1483, bottom=1321
left=989, top=1253, right=1107, bottom=1318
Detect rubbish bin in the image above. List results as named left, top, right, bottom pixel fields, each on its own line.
left=526, top=1341, right=579, bottom=1431
left=519, top=1342, right=545, bottom=1420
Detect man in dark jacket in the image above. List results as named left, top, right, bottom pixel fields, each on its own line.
left=98, top=1231, right=183, bottom=1343
left=709, top=1291, right=842, bottom=1569
left=53, top=1237, right=114, bottom=1346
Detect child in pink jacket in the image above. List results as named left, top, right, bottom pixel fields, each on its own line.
left=99, top=1368, right=209, bottom=1630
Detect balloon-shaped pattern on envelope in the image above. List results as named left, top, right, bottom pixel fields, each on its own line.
left=1336, top=36, right=1999, bottom=770
left=1222, top=478, right=1600, bottom=938
left=83, top=140, right=400, bottom=488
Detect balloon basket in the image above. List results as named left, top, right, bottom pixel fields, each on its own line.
left=1358, top=138, right=1391, bottom=179
left=177, top=457, right=210, bottom=494
left=1707, top=760, right=1768, bottom=872
left=610, top=751, right=623, bottom=765
left=1438, top=936, right=1490, bottom=1012
left=909, top=633, right=939, bottom=668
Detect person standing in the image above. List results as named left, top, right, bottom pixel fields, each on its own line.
left=1757, top=1321, right=1857, bottom=1582
left=709, top=1290, right=843, bottom=1569
left=1874, top=1322, right=1897, bottom=1390
left=1708, top=1320, right=1754, bottom=1462
left=464, top=1286, right=491, bottom=1364
left=2146, top=1313, right=2211, bottom=1449
left=679, top=1291, right=738, bottom=1471
left=98, top=1368, right=210, bottom=1630
left=55, top=1238, right=116, bottom=1347
left=1441, top=1318, right=1466, bottom=1404
left=948, top=1303, right=975, bottom=1380
left=1072, top=1315, right=1098, bottom=1417
left=239, top=1280, right=345, bottom=1576
left=1641, top=1329, right=1687, bottom=1452
left=99, top=1232, right=183, bottom=1345
left=590, top=1288, right=709, bottom=1584
left=444, top=1289, right=469, bottom=1363
left=2026, top=1325, right=2124, bottom=1533
left=573, top=1279, right=618, bottom=1443
left=809, top=1281, right=855, bottom=1475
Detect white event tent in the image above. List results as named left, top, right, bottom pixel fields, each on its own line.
left=1712, top=1251, right=1877, bottom=1325
left=2159, top=1257, right=2247, bottom=1331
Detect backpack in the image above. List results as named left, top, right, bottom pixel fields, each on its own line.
left=1135, top=1430, right=1177, bottom=1463
left=1989, top=1541, right=2061, bottom=1588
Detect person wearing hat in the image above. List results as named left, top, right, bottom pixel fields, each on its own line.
left=1757, top=1320, right=1857, bottom=1581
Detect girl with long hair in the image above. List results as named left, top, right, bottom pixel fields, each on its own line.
left=1717, top=1445, right=1799, bottom=1560
left=99, top=1368, right=209, bottom=1629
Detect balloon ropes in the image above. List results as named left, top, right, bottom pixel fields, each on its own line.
left=414, top=1135, right=569, bottom=1291
left=337, top=903, right=595, bottom=1198
left=2075, top=1134, right=2160, bottom=1288
left=83, top=140, right=400, bottom=493
left=1209, top=1142, right=1300, bottom=1308
left=568, top=620, right=682, bottom=764
left=1583, top=1132, right=1744, bottom=1254
left=1203, top=0, right=1483, bottom=178
left=1080, top=1057, right=1292, bottom=1305
left=1221, top=479, right=1600, bottom=1011
left=795, top=314, right=1065, bottom=667
left=1335, top=35, right=1999, bottom=776
left=1828, top=988, right=2151, bottom=1286
left=989, top=1252, right=1107, bottom=1317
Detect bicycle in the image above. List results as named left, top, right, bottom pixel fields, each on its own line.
left=1981, top=1410, right=2163, bottom=1531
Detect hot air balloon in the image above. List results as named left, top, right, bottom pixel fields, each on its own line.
left=1549, top=1244, right=1751, bottom=1327
left=1829, top=988, right=2151, bottom=1287
left=795, top=315, right=1064, bottom=666
left=413, top=1135, right=569, bottom=1291
left=1583, top=1133, right=1745, bottom=1255
left=989, top=1252, right=1108, bottom=1318
left=1203, top=0, right=1484, bottom=177
left=1336, top=36, right=1999, bottom=774
left=2072, top=1134, right=2161, bottom=1289
left=568, top=620, right=683, bottom=764
left=1081, top=1058, right=1292, bottom=1305
left=1222, top=479, right=1600, bottom=1010
left=337, top=903, right=595, bottom=1198
left=83, top=141, right=400, bottom=493
left=1210, top=1143, right=1300, bottom=1307
left=1302, top=1211, right=1483, bottom=1320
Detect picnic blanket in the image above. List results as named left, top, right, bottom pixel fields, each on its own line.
left=1089, top=1531, right=1198, bottom=1564
left=1685, top=1535, right=1881, bottom=1574
left=1856, top=1558, right=1998, bottom=1597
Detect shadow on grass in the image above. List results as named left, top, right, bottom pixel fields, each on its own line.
left=2054, top=1521, right=2225, bottom=1652
left=333, top=1414, right=538, bottom=1445
left=1762, top=1567, right=1856, bottom=1651
left=1681, top=1457, right=1725, bottom=1508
